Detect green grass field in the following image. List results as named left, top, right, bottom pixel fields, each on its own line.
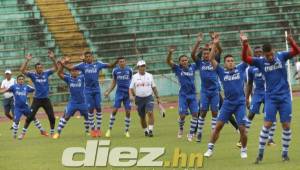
left=1, top=96, right=300, bottom=170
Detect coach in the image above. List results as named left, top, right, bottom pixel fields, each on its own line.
left=129, top=60, right=161, bottom=137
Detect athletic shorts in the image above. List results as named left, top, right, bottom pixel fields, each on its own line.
left=135, top=95, right=154, bottom=118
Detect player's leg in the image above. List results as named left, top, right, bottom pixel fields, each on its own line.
left=196, top=92, right=209, bottom=142
left=124, top=95, right=131, bottom=138
left=279, top=94, right=292, bottom=161
left=145, top=96, right=155, bottom=137
left=255, top=95, right=276, bottom=164
left=187, top=95, right=199, bottom=142
left=23, top=98, right=42, bottom=132
left=210, top=92, right=220, bottom=131
left=95, top=92, right=103, bottom=136
left=220, top=94, right=239, bottom=131
left=246, top=94, right=262, bottom=132
left=12, top=109, right=22, bottom=139
left=178, top=94, right=188, bottom=138
left=106, top=94, right=121, bottom=137
left=204, top=102, right=231, bottom=157
left=235, top=104, right=248, bottom=159
left=267, top=121, right=277, bottom=146
left=54, top=103, right=75, bottom=138
left=85, top=92, right=96, bottom=136
left=41, top=98, right=56, bottom=136
left=135, top=96, right=148, bottom=136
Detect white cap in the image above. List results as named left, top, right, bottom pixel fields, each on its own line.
left=5, top=69, right=12, bottom=74
left=137, top=60, right=146, bottom=66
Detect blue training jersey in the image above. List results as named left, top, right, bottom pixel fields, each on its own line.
left=74, top=61, right=108, bottom=93
left=247, top=66, right=265, bottom=95
left=216, top=62, right=248, bottom=104
left=112, top=66, right=133, bottom=93
left=172, top=63, right=197, bottom=96
left=63, top=74, right=86, bottom=104
left=25, top=69, right=53, bottom=98
left=196, top=59, right=219, bottom=92
left=251, top=51, right=291, bottom=95
left=8, top=84, right=34, bottom=108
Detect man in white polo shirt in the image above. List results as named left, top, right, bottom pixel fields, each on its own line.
left=1, top=69, right=16, bottom=121
left=129, top=60, right=161, bottom=137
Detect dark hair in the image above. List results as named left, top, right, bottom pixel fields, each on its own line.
left=178, top=55, right=188, bottom=61
left=254, top=46, right=262, bottom=50
left=224, top=54, right=234, bottom=62
left=262, top=43, right=272, bottom=52
left=17, top=74, right=25, bottom=80
left=84, top=51, right=92, bottom=57
left=35, top=62, right=42, bottom=68
left=117, top=56, right=125, bottom=60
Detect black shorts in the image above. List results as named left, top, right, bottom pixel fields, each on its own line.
left=3, top=97, right=14, bottom=114
left=135, top=95, right=154, bottom=118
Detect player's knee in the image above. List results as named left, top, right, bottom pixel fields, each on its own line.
left=281, top=122, right=290, bottom=129
left=96, top=108, right=102, bottom=112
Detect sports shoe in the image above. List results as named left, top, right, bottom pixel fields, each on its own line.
left=254, top=155, right=263, bottom=164
left=40, top=130, right=49, bottom=137
left=148, top=130, right=153, bottom=137
left=267, top=139, right=276, bottom=146
left=90, top=130, right=98, bottom=138
left=241, top=151, right=247, bottom=159
left=282, top=155, right=290, bottom=162
left=125, top=131, right=130, bottom=138
left=96, top=129, right=102, bottom=137
left=187, top=134, right=193, bottom=142
left=177, top=129, right=183, bottom=138
left=204, top=149, right=213, bottom=157
left=105, top=129, right=111, bottom=138
left=52, top=133, right=60, bottom=139
left=196, top=133, right=202, bottom=142
left=145, top=131, right=149, bottom=137
left=18, top=133, right=25, bottom=140
left=236, top=141, right=242, bottom=148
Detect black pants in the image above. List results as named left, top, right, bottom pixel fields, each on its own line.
left=26, top=98, right=55, bottom=129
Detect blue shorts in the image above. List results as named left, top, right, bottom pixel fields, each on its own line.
left=65, top=102, right=88, bottom=120
left=264, top=93, right=292, bottom=123
left=14, top=107, right=31, bottom=123
left=178, top=94, right=199, bottom=115
left=114, top=91, right=131, bottom=110
left=217, top=100, right=247, bottom=125
left=3, top=97, right=14, bottom=114
left=250, top=93, right=265, bottom=114
left=200, top=91, right=219, bottom=112
left=85, top=91, right=101, bottom=110
left=135, top=95, right=154, bottom=118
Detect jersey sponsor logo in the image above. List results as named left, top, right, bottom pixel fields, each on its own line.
left=85, top=68, right=98, bottom=74
left=117, top=75, right=130, bottom=80
left=136, top=82, right=151, bottom=87
left=16, top=91, right=26, bottom=96
left=180, top=71, right=194, bottom=77
left=201, top=65, right=214, bottom=71
left=224, top=73, right=240, bottom=81
left=70, top=82, right=82, bottom=88
left=264, top=60, right=283, bottom=72
left=36, top=78, right=47, bottom=83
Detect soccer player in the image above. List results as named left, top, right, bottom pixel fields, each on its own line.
left=241, top=33, right=300, bottom=163
left=204, top=34, right=248, bottom=159
left=61, top=51, right=118, bottom=137
left=1, top=69, right=15, bottom=121
left=52, top=61, right=90, bottom=139
left=245, top=46, right=277, bottom=146
left=0, top=75, right=47, bottom=139
left=104, top=57, right=133, bottom=138
left=20, top=51, right=57, bottom=137
left=167, top=46, right=199, bottom=141
left=129, top=60, right=161, bottom=137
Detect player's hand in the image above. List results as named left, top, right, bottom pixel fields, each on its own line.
left=287, top=33, right=294, bottom=43
left=168, top=46, right=176, bottom=53
left=25, top=53, right=32, bottom=60
left=240, top=31, right=248, bottom=42
left=156, top=97, right=161, bottom=104
left=246, top=99, right=250, bottom=110
left=48, top=50, right=55, bottom=59
left=104, top=91, right=109, bottom=98
left=130, top=95, right=135, bottom=103
left=213, top=33, right=220, bottom=44
left=196, top=32, right=203, bottom=42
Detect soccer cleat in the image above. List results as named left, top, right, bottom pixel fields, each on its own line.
left=236, top=141, right=242, bottom=148
left=148, top=130, right=153, bottom=137
left=187, top=134, right=193, bottom=142
left=18, top=133, right=25, bottom=140
left=241, top=151, right=248, bottom=159
left=282, top=155, right=290, bottom=162
left=90, top=130, right=98, bottom=138
left=125, top=131, right=130, bottom=138
left=52, top=133, right=60, bottom=139
left=105, top=129, right=111, bottom=138
left=196, top=133, right=202, bottom=143
left=177, top=130, right=183, bottom=138
left=267, top=139, right=276, bottom=146
left=254, top=155, right=263, bottom=164
left=96, top=130, right=102, bottom=137
left=40, top=130, right=49, bottom=137
left=204, top=149, right=213, bottom=157
left=145, top=131, right=149, bottom=137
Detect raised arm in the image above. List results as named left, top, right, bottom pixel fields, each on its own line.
left=210, top=32, right=222, bottom=55
left=287, top=33, right=300, bottom=57
left=166, top=46, right=176, bottom=67
left=245, top=78, right=253, bottom=109
left=209, top=34, right=219, bottom=69
left=241, top=33, right=253, bottom=64
left=57, top=60, right=65, bottom=80
left=20, top=53, right=32, bottom=74
left=191, top=32, right=203, bottom=62
left=104, top=79, right=116, bottom=97
left=106, top=59, right=118, bottom=68
left=60, top=56, right=76, bottom=71
left=48, top=50, right=58, bottom=72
